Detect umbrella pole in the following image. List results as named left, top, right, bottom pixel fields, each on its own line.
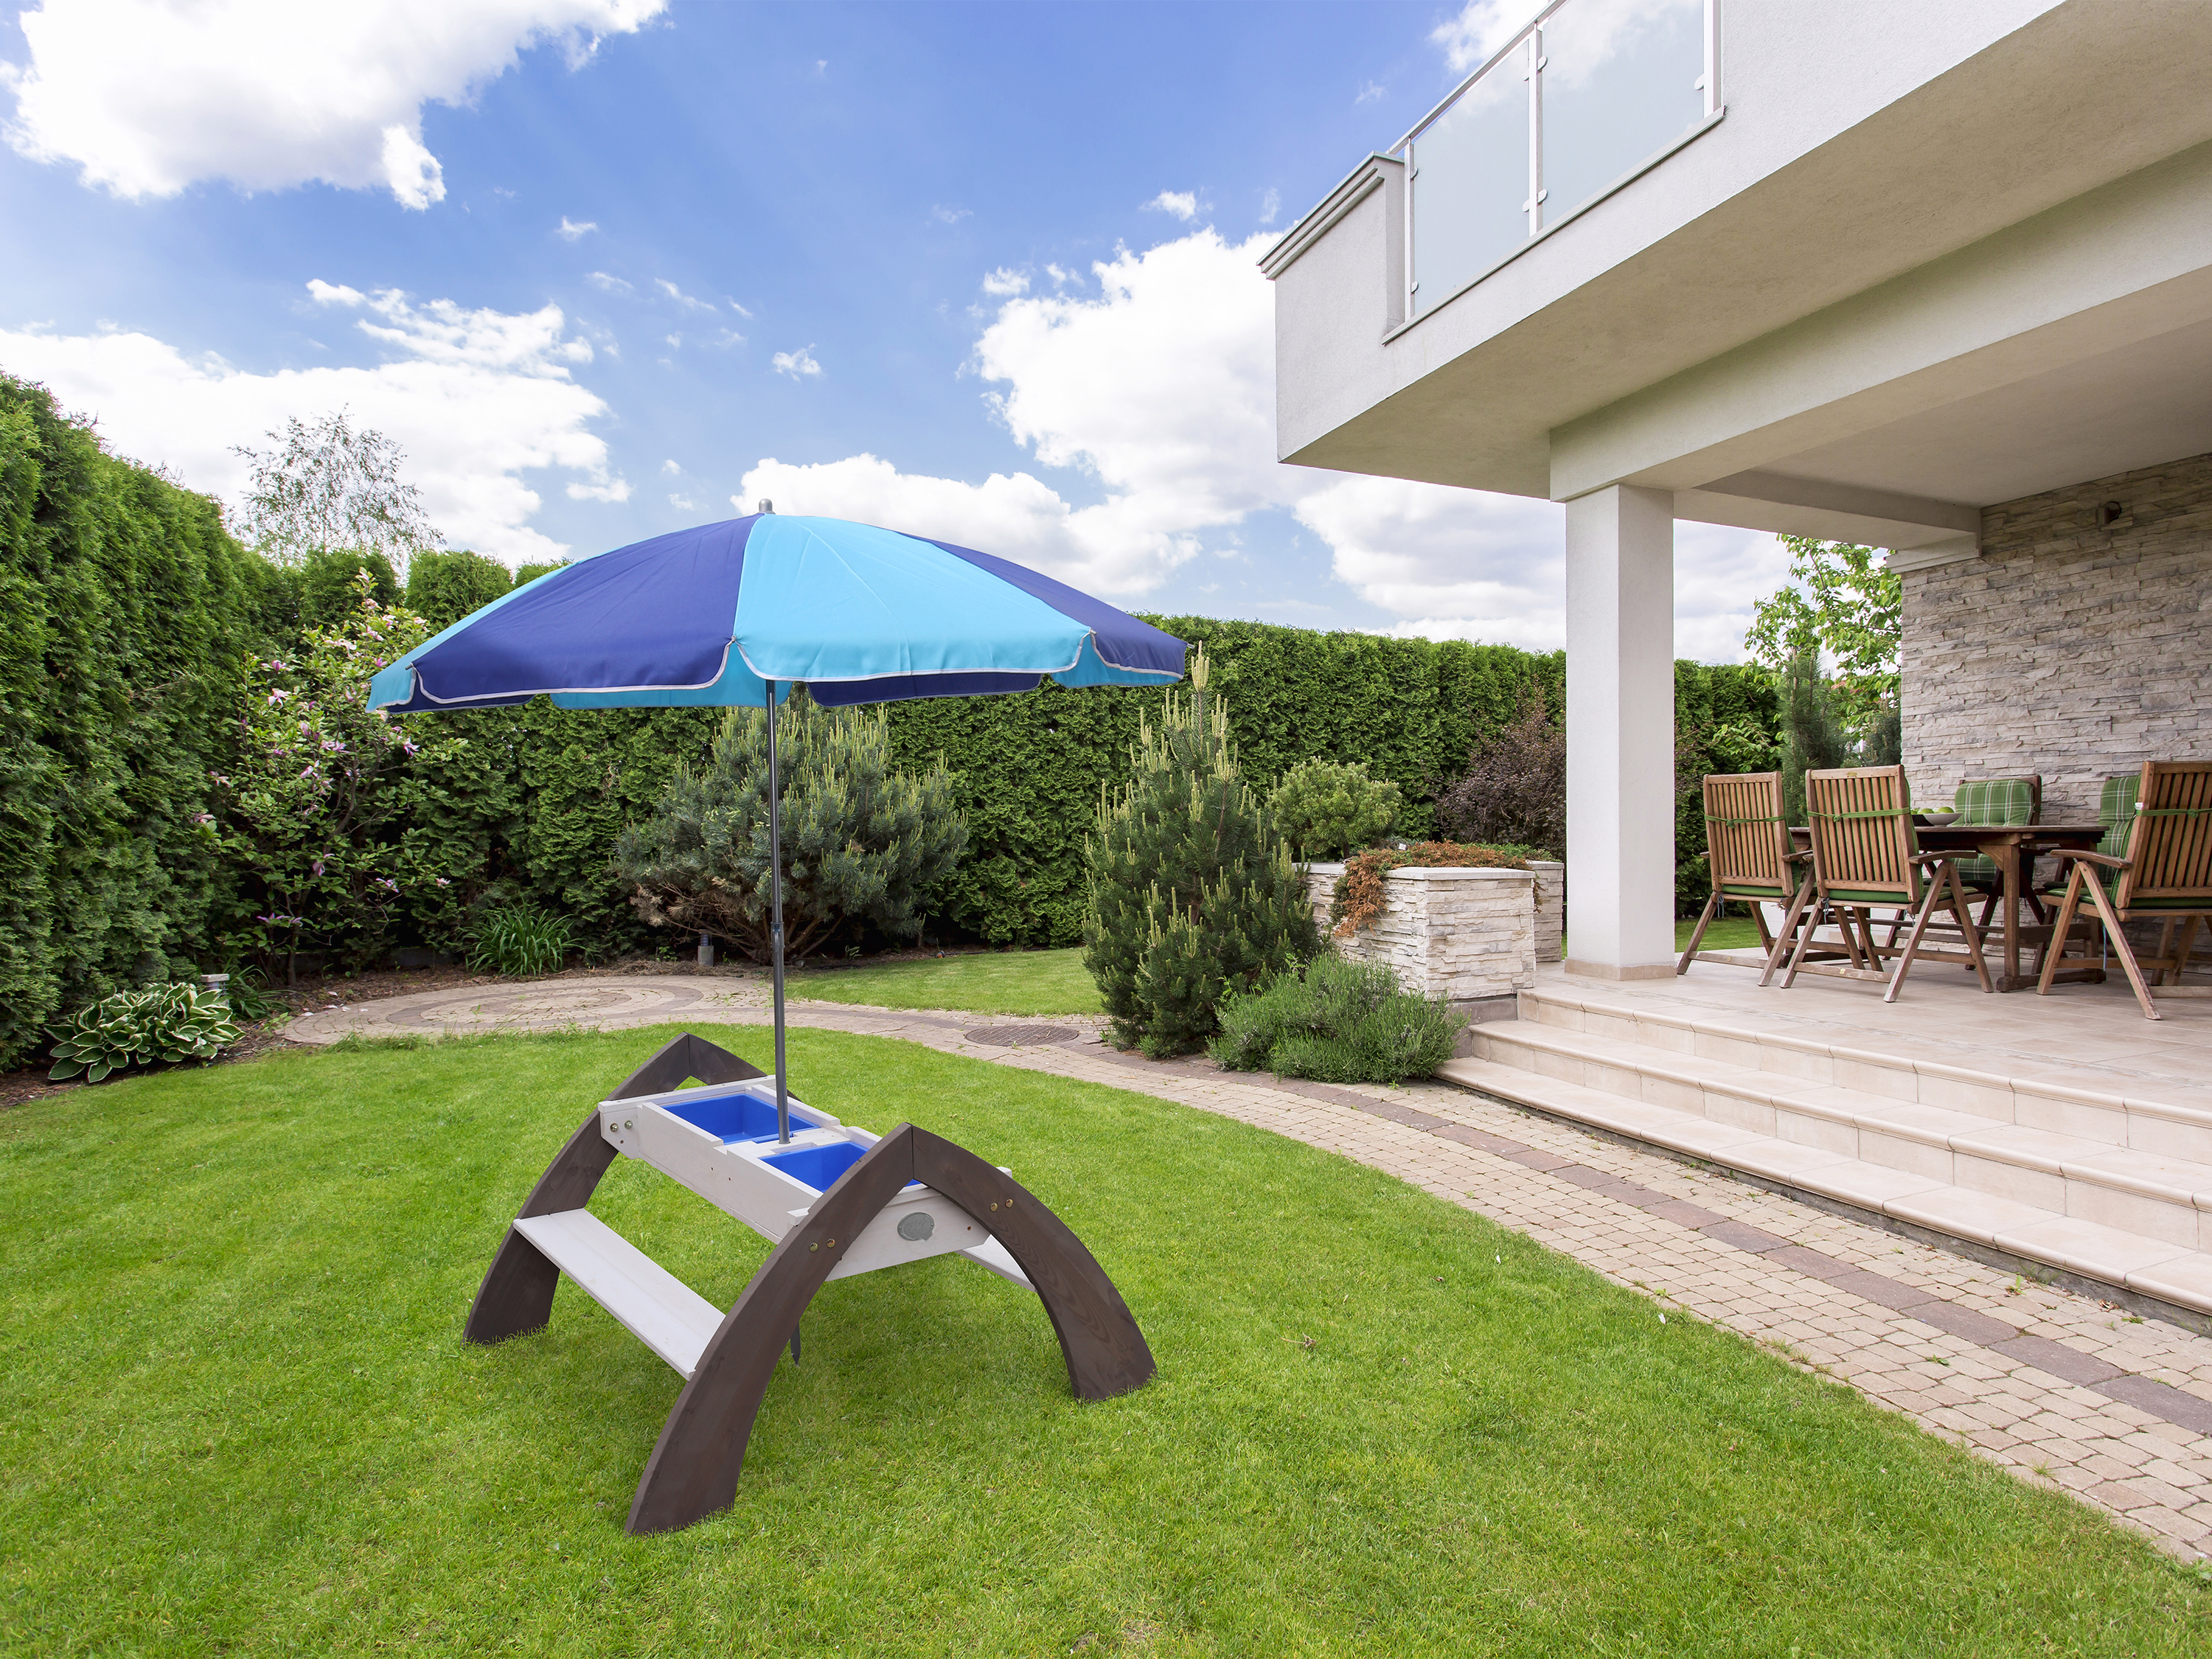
left=765, top=678, right=790, bottom=1143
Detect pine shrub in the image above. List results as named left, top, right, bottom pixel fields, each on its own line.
left=612, top=687, right=965, bottom=961
left=1083, top=652, right=1318, bottom=1057
left=1210, top=954, right=1462, bottom=1084
left=1266, top=757, right=1402, bottom=860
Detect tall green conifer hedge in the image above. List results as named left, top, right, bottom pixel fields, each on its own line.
left=0, top=375, right=277, bottom=1066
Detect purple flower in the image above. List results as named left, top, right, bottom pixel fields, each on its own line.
left=436, top=877, right=451, bottom=886
left=299, top=765, right=316, bottom=780
left=402, top=740, right=420, bottom=757
left=268, top=689, right=290, bottom=705
left=378, top=877, right=398, bottom=892
left=312, top=859, right=324, bottom=877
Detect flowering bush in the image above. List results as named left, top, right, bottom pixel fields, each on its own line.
left=208, top=573, right=470, bottom=978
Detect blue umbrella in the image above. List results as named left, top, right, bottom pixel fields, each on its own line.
left=369, top=511, right=1186, bottom=1138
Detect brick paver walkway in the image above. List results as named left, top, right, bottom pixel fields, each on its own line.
left=288, top=977, right=2212, bottom=1560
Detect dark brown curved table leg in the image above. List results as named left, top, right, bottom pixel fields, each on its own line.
left=464, top=1033, right=766, bottom=1345
left=628, top=1121, right=1155, bottom=1534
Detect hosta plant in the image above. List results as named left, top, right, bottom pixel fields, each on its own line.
left=47, top=985, right=242, bottom=1083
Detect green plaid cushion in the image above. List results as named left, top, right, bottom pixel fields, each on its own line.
left=2043, top=773, right=2139, bottom=898
left=1951, top=776, right=2037, bottom=889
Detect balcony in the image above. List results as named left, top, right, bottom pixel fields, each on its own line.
left=1402, top=0, right=1718, bottom=325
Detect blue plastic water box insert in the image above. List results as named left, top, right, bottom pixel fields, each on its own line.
left=759, top=1140, right=926, bottom=1194
left=661, top=1088, right=821, bottom=1144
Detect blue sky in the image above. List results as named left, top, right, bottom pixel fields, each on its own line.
left=0, top=0, right=1782, bottom=658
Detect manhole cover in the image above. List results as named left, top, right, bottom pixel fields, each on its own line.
left=963, top=1023, right=1081, bottom=1048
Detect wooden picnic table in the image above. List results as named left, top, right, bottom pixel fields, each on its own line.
left=1790, top=821, right=2108, bottom=992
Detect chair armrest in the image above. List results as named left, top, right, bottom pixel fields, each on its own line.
left=2051, top=849, right=2130, bottom=872
left=1907, top=851, right=1956, bottom=866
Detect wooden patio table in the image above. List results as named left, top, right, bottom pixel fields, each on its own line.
left=1788, top=822, right=2107, bottom=992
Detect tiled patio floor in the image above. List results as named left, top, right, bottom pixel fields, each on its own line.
left=290, top=975, right=2212, bottom=1561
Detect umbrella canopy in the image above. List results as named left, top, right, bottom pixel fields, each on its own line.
left=367, top=513, right=1184, bottom=714
left=368, top=512, right=1186, bottom=1144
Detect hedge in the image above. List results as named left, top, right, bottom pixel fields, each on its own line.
left=0, top=375, right=278, bottom=1067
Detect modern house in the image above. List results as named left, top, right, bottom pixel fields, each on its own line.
left=1263, top=1, right=2212, bottom=1319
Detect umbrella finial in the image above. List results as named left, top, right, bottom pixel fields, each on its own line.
left=757, top=498, right=774, bottom=515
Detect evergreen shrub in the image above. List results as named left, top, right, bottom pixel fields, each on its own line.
left=1083, top=653, right=1318, bottom=1057
left=613, top=688, right=965, bottom=961
left=1210, top=954, right=1462, bottom=1084
left=1267, top=758, right=1401, bottom=860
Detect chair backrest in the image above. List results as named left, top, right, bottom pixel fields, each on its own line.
left=2116, top=761, right=2212, bottom=911
left=1951, top=775, right=2041, bottom=888
left=1806, top=765, right=1921, bottom=905
left=1701, top=772, right=1793, bottom=898
left=2095, top=772, right=2140, bottom=861
left=1952, top=775, right=2041, bottom=827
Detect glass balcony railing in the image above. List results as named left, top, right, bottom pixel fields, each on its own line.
left=1399, top=0, right=1716, bottom=320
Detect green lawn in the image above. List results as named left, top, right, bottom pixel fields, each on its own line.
left=4, top=1028, right=2204, bottom=1657
left=1676, top=914, right=1768, bottom=954
left=788, top=946, right=1101, bottom=1015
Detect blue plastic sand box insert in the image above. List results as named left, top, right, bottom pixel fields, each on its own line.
left=664, top=1091, right=818, bottom=1144
left=761, top=1141, right=867, bottom=1192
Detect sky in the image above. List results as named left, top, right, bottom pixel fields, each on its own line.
left=0, top=0, right=1786, bottom=660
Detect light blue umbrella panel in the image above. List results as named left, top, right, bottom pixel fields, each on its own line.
left=369, top=512, right=1186, bottom=1138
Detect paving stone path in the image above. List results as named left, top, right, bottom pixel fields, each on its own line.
left=289, top=975, right=2212, bottom=1561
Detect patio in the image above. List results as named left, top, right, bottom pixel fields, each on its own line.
left=1445, top=951, right=2212, bottom=1326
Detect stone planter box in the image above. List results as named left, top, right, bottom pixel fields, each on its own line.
left=1306, top=859, right=1560, bottom=1028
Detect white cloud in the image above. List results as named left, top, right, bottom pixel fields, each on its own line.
left=661, top=458, right=681, bottom=476
left=585, top=271, right=633, bottom=295
left=709, top=328, right=745, bottom=349
left=980, top=267, right=1029, bottom=297
left=929, top=204, right=972, bottom=225
left=1355, top=80, right=1387, bottom=104
left=566, top=477, right=630, bottom=502
left=1142, top=189, right=1198, bottom=221
left=1259, top=187, right=1281, bottom=225
left=723, top=296, right=754, bottom=319
left=1044, top=264, right=1078, bottom=288
left=664, top=333, right=682, bottom=349
left=1431, top=0, right=1696, bottom=80
left=1, top=280, right=619, bottom=564
left=771, top=345, right=823, bottom=380
left=557, top=215, right=597, bottom=240
left=720, top=224, right=1780, bottom=656
left=654, top=278, right=714, bottom=313
left=2, top=1, right=667, bottom=209
left=668, top=492, right=695, bottom=511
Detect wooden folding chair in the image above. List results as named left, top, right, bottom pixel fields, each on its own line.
left=1781, top=765, right=1994, bottom=1001
left=2037, top=761, right=2212, bottom=1020
left=1677, top=772, right=1812, bottom=978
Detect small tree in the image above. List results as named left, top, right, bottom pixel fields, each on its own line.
left=1746, top=535, right=1901, bottom=750
left=1083, top=652, right=1318, bottom=1057
left=231, top=410, right=441, bottom=573
left=1431, top=690, right=1566, bottom=858
left=1267, top=758, right=1402, bottom=860
left=613, top=688, right=966, bottom=961
left=1776, top=647, right=1847, bottom=824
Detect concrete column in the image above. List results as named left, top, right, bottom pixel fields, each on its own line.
left=1563, top=484, right=1676, bottom=978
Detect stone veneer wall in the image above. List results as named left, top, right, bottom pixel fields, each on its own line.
left=1902, top=451, right=2212, bottom=820
left=1303, top=863, right=1539, bottom=1006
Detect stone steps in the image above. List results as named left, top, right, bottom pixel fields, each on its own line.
left=1436, top=986, right=2212, bottom=1318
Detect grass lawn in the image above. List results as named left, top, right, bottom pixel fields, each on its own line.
left=1675, top=913, right=1768, bottom=955
left=5, top=1028, right=2205, bottom=1656
left=787, top=946, right=1101, bottom=1016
